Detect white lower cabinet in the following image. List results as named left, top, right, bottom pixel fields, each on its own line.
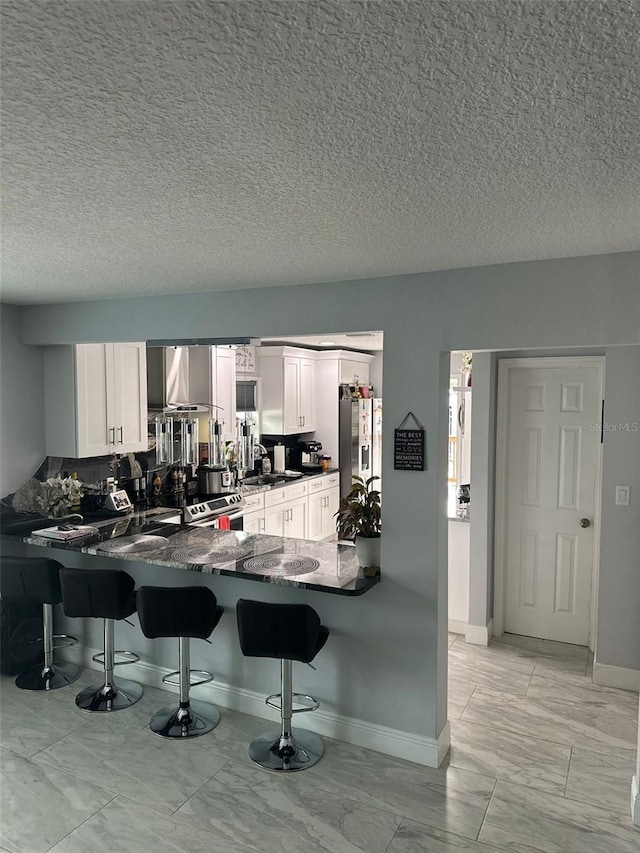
left=242, top=477, right=340, bottom=542
left=284, top=497, right=307, bottom=539
left=264, top=500, right=308, bottom=538
left=308, top=476, right=340, bottom=541
left=242, top=493, right=266, bottom=534
left=243, top=511, right=265, bottom=534
left=264, top=505, right=285, bottom=537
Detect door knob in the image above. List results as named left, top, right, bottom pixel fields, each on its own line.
left=579, top=518, right=591, bottom=528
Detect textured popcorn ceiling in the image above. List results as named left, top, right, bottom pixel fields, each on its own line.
left=1, top=0, right=639, bottom=305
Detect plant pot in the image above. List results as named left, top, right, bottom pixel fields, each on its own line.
left=355, top=534, right=380, bottom=570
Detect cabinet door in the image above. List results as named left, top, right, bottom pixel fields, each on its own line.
left=243, top=511, right=265, bottom=534
left=111, top=343, right=148, bottom=452
left=214, top=347, right=237, bottom=442
left=298, top=358, right=315, bottom=431
left=284, top=498, right=307, bottom=540
left=323, top=485, right=341, bottom=539
left=264, top=505, right=285, bottom=537
left=308, top=491, right=325, bottom=541
left=75, top=344, right=113, bottom=457
left=283, top=357, right=300, bottom=433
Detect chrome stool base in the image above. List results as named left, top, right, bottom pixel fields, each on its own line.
left=76, top=676, right=143, bottom=712
left=15, top=661, right=81, bottom=692
left=150, top=698, right=220, bottom=739
left=249, top=727, right=324, bottom=772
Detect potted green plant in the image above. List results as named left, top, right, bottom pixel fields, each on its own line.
left=335, top=475, right=381, bottom=571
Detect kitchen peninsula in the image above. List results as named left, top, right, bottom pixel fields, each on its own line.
left=2, top=512, right=387, bottom=763
left=9, top=509, right=378, bottom=596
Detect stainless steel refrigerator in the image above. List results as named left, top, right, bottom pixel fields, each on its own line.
left=339, top=398, right=380, bottom=499
left=371, top=397, right=383, bottom=490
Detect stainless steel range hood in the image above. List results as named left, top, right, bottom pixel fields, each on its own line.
left=147, top=338, right=259, bottom=412
left=147, top=346, right=196, bottom=411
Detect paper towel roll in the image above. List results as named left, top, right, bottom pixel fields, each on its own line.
left=274, top=446, right=286, bottom=473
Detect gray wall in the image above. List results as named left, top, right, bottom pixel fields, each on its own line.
left=597, top=345, right=640, bottom=670
left=468, top=351, right=497, bottom=629
left=0, top=304, right=46, bottom=495
left=4, top=250, right=640, bottom=745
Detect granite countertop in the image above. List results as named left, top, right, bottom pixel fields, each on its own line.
left=4, top=506, right=378, bottom=597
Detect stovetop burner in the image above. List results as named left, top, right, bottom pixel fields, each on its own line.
left=242, top=555, right=321, bottom=577
left=170, top=544, right=249, bottom=565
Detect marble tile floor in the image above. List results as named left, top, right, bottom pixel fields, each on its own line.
left=0, top=633, right=637, bottom=853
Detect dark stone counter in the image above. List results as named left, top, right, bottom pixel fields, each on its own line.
left=3, top=507, right=378, bottom=597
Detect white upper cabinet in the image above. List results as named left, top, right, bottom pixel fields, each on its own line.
left=339, top=358, right=371, bottom=386
left=44, top=343, right=147, bottom=458
left=189, top=345, right=237, bottom=442
left=258, top=347, right=316, bottom=435
left=298, top=357, right=315, bottom=429
left=313, top=350, right=376, bottom=463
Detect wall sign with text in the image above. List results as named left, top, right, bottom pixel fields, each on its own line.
left=394, top=412, right=426, bottom=471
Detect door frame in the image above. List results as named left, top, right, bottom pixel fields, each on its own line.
left=493, top=356, right=605, bottom=650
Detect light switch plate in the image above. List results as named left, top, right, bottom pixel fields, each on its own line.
left=615, top=485, right=630, bottom=506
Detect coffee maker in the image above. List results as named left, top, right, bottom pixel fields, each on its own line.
left=291, top=439, right=324, bottom=472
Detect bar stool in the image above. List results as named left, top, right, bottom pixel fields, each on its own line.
left=59, top=568, right=143, bottom=712
left=0, top=556, right=81, bottom=691
left=236, top=598, right=329, bottom=772
left=136, top=586, right=224, bottom=738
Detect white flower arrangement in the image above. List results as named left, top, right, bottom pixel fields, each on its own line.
left=36, top=476, right=83, bottom=518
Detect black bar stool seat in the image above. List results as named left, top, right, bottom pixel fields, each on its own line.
left=137, top=586, right=224, bottom=738
left=59, top=568, right=143, bottom=712
left=0, top=556, right=81, bottom=691
left=237, top=599, right=329, bottom=772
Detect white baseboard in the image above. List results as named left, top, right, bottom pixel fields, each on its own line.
left=592, top=660, right=640, bottom=692
left=464, top=619, right=493, bottom=646
left=448, top=619, right=467, bottom=636
left=632, top=775, right=640, bottom=827
left=61, top=644, right=446, bottom=768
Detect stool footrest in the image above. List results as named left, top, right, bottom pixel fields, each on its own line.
left=266, top=692, right=320, bottom=714
left=27, top=633, right=79, bottom=650
left=92, top=650, right=140, bottom=667
left=53, top=633, right=79, bottom=649
left=162, top=669, right=214, bottom=688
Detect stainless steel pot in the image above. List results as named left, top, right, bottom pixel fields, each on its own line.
left=197, top=465, right=233, bottom=496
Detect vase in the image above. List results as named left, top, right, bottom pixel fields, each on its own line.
left=355, top=534, right=381, bottom=570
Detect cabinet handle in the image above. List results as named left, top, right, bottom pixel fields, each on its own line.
left=109, top=426, right=115, bottom=445
left=118, top=426, right=124, bottom=444
left=302, top=416, right=305, bottom=427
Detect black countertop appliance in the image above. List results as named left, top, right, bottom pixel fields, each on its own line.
left=290, top=439, right=324, bottom=473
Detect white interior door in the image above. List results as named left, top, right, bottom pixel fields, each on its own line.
left=501, top=359, right=602, bottom=645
